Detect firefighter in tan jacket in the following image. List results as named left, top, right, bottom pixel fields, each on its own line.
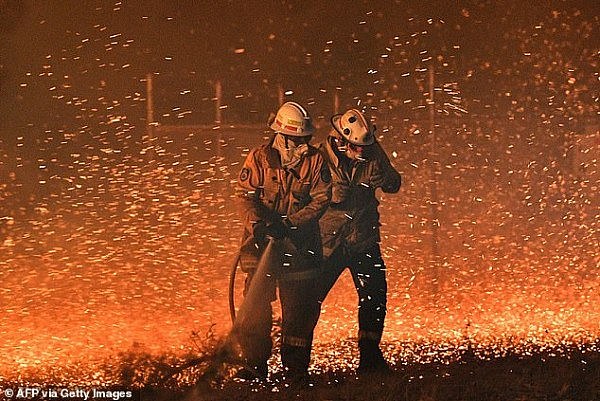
left=235, top=102, right=331, bottom=381
left=313, top=109, right=401, bottom=373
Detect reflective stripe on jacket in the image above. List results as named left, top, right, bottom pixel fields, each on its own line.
left=236, top=139, right=332, bottom=272
left=317, top=135, right=401, bottom=257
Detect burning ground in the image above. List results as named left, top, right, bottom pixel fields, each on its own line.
left=0, top=121, right=598, bottom=399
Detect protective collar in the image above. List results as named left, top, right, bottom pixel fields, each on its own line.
left=272, top=133, right=309, bottom=170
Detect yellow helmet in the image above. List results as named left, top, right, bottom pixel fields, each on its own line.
left=331, top=109, right=375, bottom=145
left=270, top=102, right=315, bottom=137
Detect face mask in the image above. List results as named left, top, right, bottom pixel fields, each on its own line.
left=333, top=137, right=366, bottom=162
left=272, top=133, right=309, bottom=169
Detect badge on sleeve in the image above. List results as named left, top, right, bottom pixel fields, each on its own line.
left=240, top=168, right=250, bottom=182
left=320, top=167, right=332, bottom=183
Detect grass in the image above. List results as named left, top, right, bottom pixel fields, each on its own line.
left=137, top=346, right=599, bottom=401
left=2, top=338, right=598, bottom=401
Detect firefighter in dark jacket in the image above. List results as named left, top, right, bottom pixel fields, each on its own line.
left=313, top=108, right=401, bottom=373
left=235, top=101, right=331, bottom=380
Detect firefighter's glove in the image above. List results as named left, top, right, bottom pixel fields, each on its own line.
left=332, top=182, right=350, bottom=204
left=264, top=219, right=291, bottom=239
left=252, top=221, right=268, bottom=242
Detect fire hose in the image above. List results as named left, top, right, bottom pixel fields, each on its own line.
left=163, top=237, right=320, bottom=385
left=228, top=236, right=257, bottom=323
left=228, top=252, right=241, bottom=323
left=160, top=237, right=275, bottom=385
left=228, top=236, right=320, bottom=323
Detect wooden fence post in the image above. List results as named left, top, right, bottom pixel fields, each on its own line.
left=215, top=80, right=222, bottom=124
left=277, top=83, right=284, bottom=106
left=428, top=63, right=440, bottom=294
left=146, top=72, right=155, bottom=160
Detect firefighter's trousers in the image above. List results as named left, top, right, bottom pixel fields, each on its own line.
left=238, top=269, right=320, bottom=376
left=317, top=244, right=388, bottom=345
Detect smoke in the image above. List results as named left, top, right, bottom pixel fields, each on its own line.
left=0, top=0, right=28, bottom=34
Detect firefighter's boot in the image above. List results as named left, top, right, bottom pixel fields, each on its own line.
left=357, top=337, right=391, bottom=374
left=280, top=341, right=311, bottom=385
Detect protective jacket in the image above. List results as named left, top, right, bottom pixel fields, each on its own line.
left=236, top=138, right=332, bottom=273
left=317, top=134, right=401, bottom=257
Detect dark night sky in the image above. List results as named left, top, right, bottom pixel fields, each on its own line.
left=0, top=0, right=597, bottom=133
